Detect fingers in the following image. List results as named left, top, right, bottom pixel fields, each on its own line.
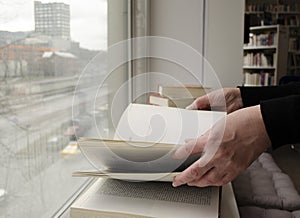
left=173, top=162, right=236, bottom=187
left=173, top=135, right=207, bottom=160
left=185, top=102, right=198, bottom=110
left=173, top=119, right=224, bottom=162
left=187, top=167, right=228, bottom=187
left=172, top=159, right=213, bottom=187
left=186, top=96, right=210, bottom=110
left=197, top=131, right=224, bottom=167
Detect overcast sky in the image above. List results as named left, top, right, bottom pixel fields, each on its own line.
left=0, top=0, right=107, bottom=50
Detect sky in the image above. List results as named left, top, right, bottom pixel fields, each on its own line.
left=0, top=0, right=107, bottom=50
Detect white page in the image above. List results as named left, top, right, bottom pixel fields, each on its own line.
left=78, top=139, right=200, bottom=174
left=79, top=104, right=225, bottom=175
left=71, top=178, right=220, bottom=218
left=72, top=171, right=180, bottom=182
left=114, top=103, right=225, bottom=144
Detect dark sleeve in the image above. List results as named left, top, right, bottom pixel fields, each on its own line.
left=239, top=82, right=300, bottom=107
left=260, top=95, right=300, bottom=149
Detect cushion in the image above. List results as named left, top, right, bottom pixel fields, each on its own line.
left=232, top=153, right=300, bottom=211
left=239, top=206, right=300, bottom=218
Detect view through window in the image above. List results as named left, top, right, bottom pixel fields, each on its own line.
left=0, top=0, right=108, bottom=217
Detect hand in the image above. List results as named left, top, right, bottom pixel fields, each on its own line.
left=172, top=105, right=271, bottom=187
left=186, top=88, right=243, bottom=114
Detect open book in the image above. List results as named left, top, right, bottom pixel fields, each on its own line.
left=71, top=104, right=226, bottom=218
left=75, top=104, right=226, bottom=180
left=74, top=138, right=201, bottom=181
left=71, top=178, right=221, bottom=218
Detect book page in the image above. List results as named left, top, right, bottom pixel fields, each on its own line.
left=114, top=103, right=225, bottom=144
left=78, top=139, right=200, bottom=174
left=99, top=179, right=214, bottom=206
left=78, top=104, right=225, bottom=175
left=71, top=178, right=219, bottom=218
left=72, top=171, right=180, bottom=182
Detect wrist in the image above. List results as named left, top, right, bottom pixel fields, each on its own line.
left=234, top=88, right=243, bottom=109
left=250, top=105, right=272, bottom=149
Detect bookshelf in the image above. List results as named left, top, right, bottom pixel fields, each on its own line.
left=243, top=25, right=289, bottom=86
left=288, top=50, right=300, bottom=75
left=245, top=0, right=300, bottom=27
left=245, top=0, right=300, bottom=77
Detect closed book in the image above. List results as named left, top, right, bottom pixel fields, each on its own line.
left=149, top=93, right=195, bottom=108
left=158, top=85, right=210, bottom=98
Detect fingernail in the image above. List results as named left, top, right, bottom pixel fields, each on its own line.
left=172, top=181, right=182, bottom=187
left=172, top=176, right=179, bottom=187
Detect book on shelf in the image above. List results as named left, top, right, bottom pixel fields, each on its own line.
left=148, top=93, right=195, bottom=108
left=244, top=71, right=274, bottom=86
left=158, top=85, right=210, bottom=98
left=247, top=32, right=277, bottom=47
left=70, top=104, right=226, bottom=218
left=243, top=52, right=275, bottom=67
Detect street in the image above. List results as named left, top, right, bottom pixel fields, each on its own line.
left=0, top=77, right=109, bottom=218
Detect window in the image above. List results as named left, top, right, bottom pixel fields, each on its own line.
left=1, top=0, right=210, bottom=216
left=0, top=0, right=117, bottom=217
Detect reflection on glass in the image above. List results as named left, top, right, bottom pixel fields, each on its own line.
left=0, top=0, right=108, bottom=217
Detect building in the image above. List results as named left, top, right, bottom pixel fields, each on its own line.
left=34, top=1, right=70, bottom=40
left=41, top=51, right=78, bottom=76
left=0, top=44, right=56, bottom=77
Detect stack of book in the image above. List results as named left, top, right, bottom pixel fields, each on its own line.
left=149, top=85, right=210, bottom=108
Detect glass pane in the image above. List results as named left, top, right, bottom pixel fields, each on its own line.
left=0, top=0, right=108, bottom=217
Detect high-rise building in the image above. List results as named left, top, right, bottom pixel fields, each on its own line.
left=34, top=1, right=70, bottom=40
